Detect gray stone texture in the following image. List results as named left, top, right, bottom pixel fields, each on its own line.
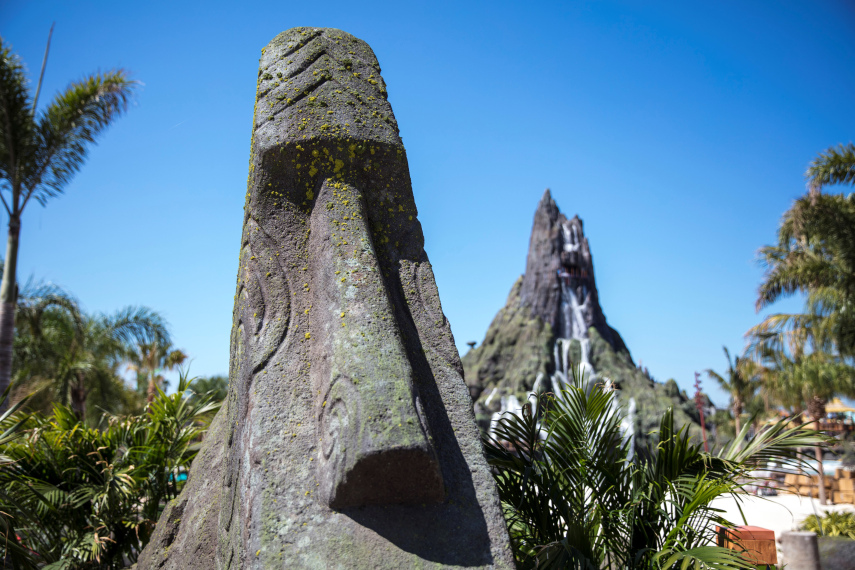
left=817, top=536, right=855, bottom=570
left=138, top=27, right=514, bottom=569
left=779, top=531, right=821, bottom=570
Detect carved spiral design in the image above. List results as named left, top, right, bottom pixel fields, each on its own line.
left=319, top=374, right=360, bottom=465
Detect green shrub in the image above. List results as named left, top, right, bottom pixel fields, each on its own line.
left=0, top=372, right=219, bottom=569
left=801, top=511, right=855, bottom=539
left=484, top=365, right=827, bottom=569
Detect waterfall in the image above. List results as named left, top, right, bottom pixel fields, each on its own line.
left=483, top=387, right=498, bottom=408
left=567, top=280, right=588, bottom=341
left=489, top=220, right=634, bottom=453
left=550, top=250, right=635, bottom=456
left=489, top=394, right=522, bottom=435
left=558, top=279, right=590, bottom=340
left=530, top=372, right=545, bottom=417
left=561, top=276, right=595, bottom=386
left=561, top=224, right=581, bottom=253
left=552, top=338, right=572, bottom=392
left=621, top=397, right=637, bottom=462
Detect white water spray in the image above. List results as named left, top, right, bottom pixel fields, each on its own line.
left=621, top=397, right=637, bottom=462
left=561, top=223, right=581, bottom=253
left=489, top=394, right=522, bottom=435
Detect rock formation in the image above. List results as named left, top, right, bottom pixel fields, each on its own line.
left=519, top=190, right=616, bottom=347
left=138, top=27, right=513, bottom=569
left=463, top=190, right=701, bottom=447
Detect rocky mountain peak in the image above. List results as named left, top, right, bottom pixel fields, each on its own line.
left=519, top=189, right=616, bottom=348
left=463, top=190, right=700, bottom=448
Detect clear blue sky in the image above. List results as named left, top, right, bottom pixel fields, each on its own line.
left=3, top=1, right=854, bottom=406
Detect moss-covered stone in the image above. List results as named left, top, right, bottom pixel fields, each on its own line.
left=462, top=278, right=552, bottom=402
left=138, top=27, right=514, bottom=570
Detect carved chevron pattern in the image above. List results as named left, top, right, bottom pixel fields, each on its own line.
left=255, top=29, right=398, bottom=134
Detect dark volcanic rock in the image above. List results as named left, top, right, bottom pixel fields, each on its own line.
left=519, top=189, right=616, bottom=348
left=463, top=189, right=700, bottom=445
left=139, top=27, right=513, bottom=569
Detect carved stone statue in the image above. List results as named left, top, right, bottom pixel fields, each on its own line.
left=137, top=27, right=514, bottom=569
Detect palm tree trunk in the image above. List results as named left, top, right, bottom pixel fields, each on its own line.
left=71, top=376, right=87, bottom=420
left=816, top=445, right=828, bottom=505
left=147, top=371, right=158, bottom=403
left=0, top=215, right=21, bottom=413
left=733, top=400, right=742, bottom=440
left=808, top=396, right=829, bottom=505
left=147, top=378, right=156, bottom=403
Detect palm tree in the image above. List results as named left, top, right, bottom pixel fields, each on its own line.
left=484, top=364, right=826, bottom=568
left=706, top=347, right=758, bottom=437
left=127, top=340, right=187, bottom=402
left=0, top=35, right=137, bottom=410
left=750, top=143, right=855, bottom=504
left=748, top=331, right=855, bottom=505
left=755, top=144, right=855, bottom=358
left=786, top=354, right=852, bottom=506
left=13, top=281, right=170, bottom=422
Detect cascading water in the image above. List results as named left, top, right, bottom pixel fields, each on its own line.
left=561, top=223, right=581, bottom=254
left=488, top=219, right=636, bottom=455
left=489, top=394, right=522, bottom=435
left=551, top=338, right=572, bottom=393
left=548, top=221, right=635, bottom=453
left=621, top=397, right=637, bottom=462
left=556, top=262, right=595, bottom=387
left=567, top=284, right=595, bottom=383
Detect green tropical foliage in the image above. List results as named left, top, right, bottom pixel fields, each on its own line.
left=11, top=279, right=173, bottom=424
left=705, top=347, right=758, bottom=435
left=755, top=145, right=855, bottom=359
left=484, top=364, right=826, bottom=569
left=0, top=389, right=38, bottom=567
left=188, top=374, right=228, bottom=405
left=0, top=35, right=138, bottom=411
left=0, top=373, right=219, bottom=569
left=800, top=511, right=855, bottom=539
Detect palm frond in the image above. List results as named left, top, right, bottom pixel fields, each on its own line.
left=807, top=142, right=855, bottom=190
left=0, top=36, right=34, bottom=201
left=484, top=361, right=821, bottom=569
left=104, top=305, right=169, bottom=348
left=655, top=546, right=750, bottom=570
left=25, top=70, right=137, bottom=206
